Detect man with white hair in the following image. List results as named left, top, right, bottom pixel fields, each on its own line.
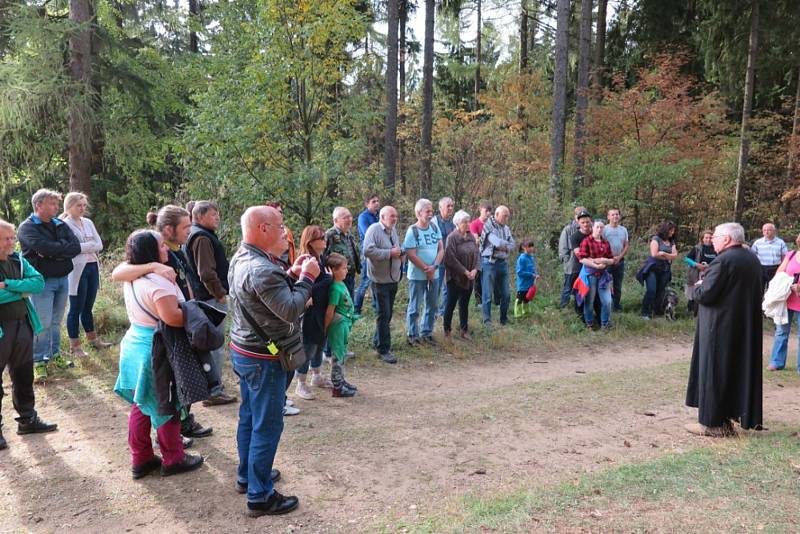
left=363, top=205, right=403, bottom=363
left=18, top=189, right=81, bottom=382
left=479, top=205, right=515, bottom=325
left=404, top=199, right=444, bottom=345
left=433, top=197, right=455, bottom=316
left=750, top=222, right=787, bottom=289
left=685, top=222, right=763, bottom=437
left=325, top=207, right=360, bottom=297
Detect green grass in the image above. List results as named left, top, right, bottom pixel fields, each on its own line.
left=393, top=429, right=800, bottom=533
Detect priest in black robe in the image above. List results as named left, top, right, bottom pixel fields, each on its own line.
left=685, top=222, right=763, bottom=436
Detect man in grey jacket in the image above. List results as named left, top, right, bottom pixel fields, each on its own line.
left=363, top=206, right=403, bottom=364
left=480, top=205, right=515, bottom=325
left=228, top=206, right=320, bottom=518
left=557, top=206, right=588, bottom=310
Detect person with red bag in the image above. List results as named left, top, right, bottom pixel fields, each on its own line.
left=514, top=239, right=539, bottom=318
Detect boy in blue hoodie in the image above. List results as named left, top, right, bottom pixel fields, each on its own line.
left=514, top=239, right=539, bottom=317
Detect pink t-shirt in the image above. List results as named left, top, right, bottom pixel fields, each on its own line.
left=123, top=274, right=185, bottom=327
left=469, top=218, right=485, bottom=237
left=784, top=252, right=800, bottom=312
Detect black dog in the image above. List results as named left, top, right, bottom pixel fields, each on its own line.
left=663, top=287, right=679, bottom=321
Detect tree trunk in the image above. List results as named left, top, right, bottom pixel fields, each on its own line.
left=188, top=0, right=199, bottom=53
left=68, top=0, right=94, bottom=194
left=421, top=0, right=435, bottom=195
left=733, top=0, right=759, bottom=223
left=592, top=0, right=607, bottom=104
left=573, top=0, right=592, bottom=197
left=474, top=0, right=481, bottom=109
left=529, top=0, right=538, bottom=61
left=384, top=0, right=399, bottom=191
left=519, top=0, right=528, bottom=73
left=787, top=67, right=800, bottom=183
left=549, top=0, right=570, bottom=201
left=399, top=0, right=407, bottom=195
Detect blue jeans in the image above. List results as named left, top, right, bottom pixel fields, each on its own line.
left=203, top=299, right=228, bottom=396
left=584, top=275, right=613, bottom=326
left=641, top=269, right=670, bottom=318
left=231, top=348, right=286, bottom=503
left=297, top=341, right=324, bottom=375
left=770, top=310, right=800, bottom=370
left=31, top=275, right=69, bottom=363
left=481, top=259, right=510, bottom=324
left=406, top=278, right=439, bottom=338
left=353, top=258, right=377, bottom=314
left=67, top=262, right=100, bottom=339
left=436, top=264, right=448, bottom=316
left=607, top=261, right=625, bottom=311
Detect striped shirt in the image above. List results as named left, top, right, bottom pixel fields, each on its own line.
left=751, top=237, right=788, bottom=267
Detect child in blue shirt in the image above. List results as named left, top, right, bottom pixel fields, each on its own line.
left=515, top=239, right=539, bottom=317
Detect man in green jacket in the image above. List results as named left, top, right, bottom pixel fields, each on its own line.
left=0, top=219, right=57, bottom=450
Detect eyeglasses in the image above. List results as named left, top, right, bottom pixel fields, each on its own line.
left=262, top=222, right=285, bottom=230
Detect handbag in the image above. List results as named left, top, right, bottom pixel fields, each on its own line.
left=234, top=297, right=308, bottom=372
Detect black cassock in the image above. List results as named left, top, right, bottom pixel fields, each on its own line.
left=685, top=245, right=763, bottom=429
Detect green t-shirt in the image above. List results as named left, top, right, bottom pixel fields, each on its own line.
left=328, top=280, right=353, bottom=318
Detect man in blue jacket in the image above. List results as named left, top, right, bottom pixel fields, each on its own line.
left=0, top=219, right=58, bottom=450
left=354, top=193, right=380, bottom=317
left=17, top=189, right=81, bottom=382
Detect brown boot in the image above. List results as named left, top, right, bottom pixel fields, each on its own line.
left=86, top=331, right=113, bottom=349
left=69, top=338, right=88, bottom=358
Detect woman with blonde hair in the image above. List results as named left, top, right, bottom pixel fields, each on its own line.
left=61, top=192, right=111, bottom=356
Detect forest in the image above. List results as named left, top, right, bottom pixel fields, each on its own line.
left=2, top=0, right=800, bottom=248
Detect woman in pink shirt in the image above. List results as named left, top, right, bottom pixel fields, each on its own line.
left=769, top=233, right=800, bottom=371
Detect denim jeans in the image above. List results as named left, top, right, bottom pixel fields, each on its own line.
left=641, top=269, right=670, bottom=317
left=203, top=298, right=228, bottom=396
left=231, top=348, right=286, bottom=503
left=436, top=264, right=448, bottom=316
left=67, top=262, right=100, bottom=338
left=584, top=275, right=613, bottom=326
left=372, top=282, right=398, bottom=354
left=31, top=275, right=69, bottom=363
left=607, top=260, right=625, bottom=311
left=770, top=309, right=800, bottom=370
left=406, top=278, right=439, bottom=338
left=297, top=341, right=324, bottom=375
left=481, top=259, right=510, bottom=324
left=353, top=258, right=377, bottom=314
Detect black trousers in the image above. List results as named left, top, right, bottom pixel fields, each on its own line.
left=0, top=318, right=36, bottom=427
left=762, top=265, right=779, bottom=292
left=443, top=281, right=471, bottom=333
left=372, top=282, right=398, bottom=355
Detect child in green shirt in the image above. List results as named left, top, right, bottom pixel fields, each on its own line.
left=325, top=253, right=357, bottom=397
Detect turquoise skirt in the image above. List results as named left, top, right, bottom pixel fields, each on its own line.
left=114, top=323, right=174, bottom=429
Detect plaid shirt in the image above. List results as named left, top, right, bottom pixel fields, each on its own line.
left=577, top=235, right=613, bottom=263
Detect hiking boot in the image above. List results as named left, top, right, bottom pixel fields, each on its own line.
left=51, top=354, right=74, bottom=369
left=332, top=384, right=356, bottom=398
left=202, top=393, right=238, bottom=406
left=235, top=469, right=281, bottom=494
left=69, top=338, right=88, bottom=358
left=161, top=453, right=204, bottom=476
left=33, top=363, right=47, bottom=384
left=342, top=379, right=357, bottom=391
left=132, top=455, right=162, bottom=479
left=310, top=374, right=333, bottom=388
left=246, top=490, right=299, bottom=517
left=17, top=416, right=58, bottom=435
left=181, top=415, right=213, bottom=438
left=378, top=351, right=397, bottom=364
left=295, top=381, right=315, bottom=400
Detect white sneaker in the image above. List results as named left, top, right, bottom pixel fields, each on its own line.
left=283, top=405, right=300, bottom=416
left=285, top=398, right=295, bottom=407
left=295, top=381, right=315, bottom=400
left=310, top=374, right=334, bottom=388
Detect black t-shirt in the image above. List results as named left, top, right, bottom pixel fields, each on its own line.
left=302, top=272, right=333, bottom=346
left=0, top=257, right=29, bottom=320
left=688, top=244, right=717, bottom=265
left=570, top=229, right=591, bottom=251
left=167, top=248, right=194, bottom=301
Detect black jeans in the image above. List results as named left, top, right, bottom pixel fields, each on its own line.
left=443, top=281, right=471, bottom=333
left=607, top=261, right=625, bottom=311
left=372, top=282, right=398, bottom=355
left=0, top=318, right=36, bottom=427
left=762, top=265, right=779, bottom=293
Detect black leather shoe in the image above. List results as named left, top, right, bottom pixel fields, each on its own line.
left=161, top=453, right=204, bottom=476
left=378, top=351, right=398, bottom=364
left=181, top=417, right=213, bottom=438
left=247, top=490, right=299, bottom=517
left=132, top=455, right=162, bottom=479
left=17, top=416, right=58, bottom=435
left=235, top=469, right=281, bottom=494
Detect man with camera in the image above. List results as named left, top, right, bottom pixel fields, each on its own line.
left=228, top=205, right=320, bottom=517
left=363, top=205, right=403, bottom=364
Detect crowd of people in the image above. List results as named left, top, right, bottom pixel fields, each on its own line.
left=0, top=187, right=790, bottom=517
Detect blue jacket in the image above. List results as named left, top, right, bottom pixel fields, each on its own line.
left=357, top=209, right=379, bottom=245
left=515, top=253, right=537, bottom=291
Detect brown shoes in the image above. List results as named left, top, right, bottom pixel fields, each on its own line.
left=684, top=420, right=736, bottom=437
left=202, top=393, right=238, bottom=406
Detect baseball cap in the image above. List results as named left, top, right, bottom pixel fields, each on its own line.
left=576, top=210, right=592, bottom=220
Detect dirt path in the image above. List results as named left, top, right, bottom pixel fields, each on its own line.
left=2, top=333, right=799, bottom=533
